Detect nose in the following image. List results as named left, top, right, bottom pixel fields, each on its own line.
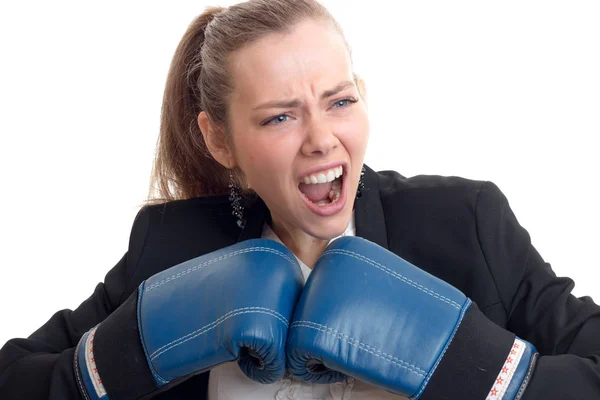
left=301, top=116, right=339, bottom=157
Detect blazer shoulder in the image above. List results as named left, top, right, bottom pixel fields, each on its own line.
left=376, top=169, right=486, bottom=196
left=375, top=170, right=490, bottom=216
left=138, top=195, right=233, bottom=224
left=138, top=194, right=240, bottom=239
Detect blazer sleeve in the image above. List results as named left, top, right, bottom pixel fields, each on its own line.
left=476, top=181, right=600, bottom=398
left=0, top=206, right=151, bottom=399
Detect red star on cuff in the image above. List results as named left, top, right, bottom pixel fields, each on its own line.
left=507, top=357, right=513, bottom=364
left=513, top=343, right=520, bottom=349
left=510, top=350, right=517, bottom=355
left=491, top=387, right=498, bottom=396
left=502, top=366, right=509, bottom=374
left=496, top=377, right=504, bottom=385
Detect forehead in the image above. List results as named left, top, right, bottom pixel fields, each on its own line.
left=228, top=20, right=353, bottom=102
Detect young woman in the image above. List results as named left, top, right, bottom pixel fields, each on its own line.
left=1, top=1, right=598, bottom=399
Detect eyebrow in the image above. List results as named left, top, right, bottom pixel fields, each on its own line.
left=253, top=80, right=355, bottom=110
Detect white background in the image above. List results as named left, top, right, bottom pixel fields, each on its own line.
left=0, top=1, right=598, bottom=347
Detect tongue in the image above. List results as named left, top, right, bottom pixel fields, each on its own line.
left=299, top=181, right=333, bottom=202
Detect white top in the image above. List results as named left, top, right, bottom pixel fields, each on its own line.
left=208, top=214, right=408, bottom=399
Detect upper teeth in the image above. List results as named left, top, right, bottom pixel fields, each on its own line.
left=302, top=166, right=343, bottom=184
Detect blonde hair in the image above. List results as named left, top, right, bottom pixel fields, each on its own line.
left=148, top=0, right=349, bottom=204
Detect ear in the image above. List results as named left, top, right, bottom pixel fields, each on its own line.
left=354, top=73, right=367, bottom=103
left=198, top=111, right=236, bottom=169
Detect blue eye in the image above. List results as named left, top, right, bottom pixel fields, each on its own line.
left=263, top=114, right=290, bottom=126
left=332, top=98, right=358, bottom=108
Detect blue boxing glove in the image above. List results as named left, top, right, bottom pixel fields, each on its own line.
left=75, top=239, right=303, bottom=400
left=287, top=236, right=538, bottom=399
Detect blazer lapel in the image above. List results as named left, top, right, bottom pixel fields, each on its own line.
left=354, top=164, right=389, bottom=249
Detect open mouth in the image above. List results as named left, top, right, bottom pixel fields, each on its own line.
left=297, top=165, right=345, bottom=209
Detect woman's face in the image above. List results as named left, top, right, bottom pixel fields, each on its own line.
left=227, top=19, right=369, bottom=240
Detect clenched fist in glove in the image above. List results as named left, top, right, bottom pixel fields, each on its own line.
left=286, top=236, right=538, bottom=399
left=75, top=239, right=304, bottom=400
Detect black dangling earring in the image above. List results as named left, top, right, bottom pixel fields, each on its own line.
left=229, top=170, right=245, bottom=228
left=356, top=165, right=366, bottom=199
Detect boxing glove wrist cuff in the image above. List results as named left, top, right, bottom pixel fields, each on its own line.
left=75, top=325, right=107, bottom=400
left=420, top=304, right=538, bottom=400
left=75, top=289, right=157, bottom=400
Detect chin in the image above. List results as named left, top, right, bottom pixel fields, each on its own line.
left=304, top=208, right=353, bottom=241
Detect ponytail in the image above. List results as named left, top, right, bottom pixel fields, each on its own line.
left=149, top=7, right=229, bottom=202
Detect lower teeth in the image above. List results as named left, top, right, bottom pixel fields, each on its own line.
left=314, top=186, right=341, bottom=206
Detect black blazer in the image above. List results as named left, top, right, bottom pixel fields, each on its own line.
left=1, top=166, right=599, bottom=399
